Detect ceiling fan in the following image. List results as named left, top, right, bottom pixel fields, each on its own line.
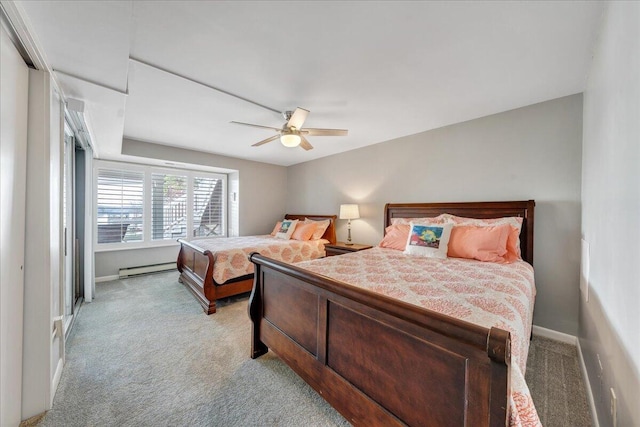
left=231, top=107, right=348, bottom=151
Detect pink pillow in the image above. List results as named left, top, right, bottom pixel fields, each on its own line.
left=504, top=226, right=523, bottom=262
left=291, top=222, right=317, bottom=241
left=390, top=215, right=446, bottom=226
left=440, top=214, right=523, bottom=262
left=447, top=224, right=510, bottom=262
left=304, top=218, right=331, bottom=240
left=270, top=221, right=282, bottom=236
left=379, top=224, right=411, bottom=251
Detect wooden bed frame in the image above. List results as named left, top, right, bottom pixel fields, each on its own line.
left=176, top=214, right=337, bottom=314
left=248, top=200, right=535, bottom=426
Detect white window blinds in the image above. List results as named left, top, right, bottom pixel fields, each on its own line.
left=95, top=161, right=227, bottom=247
left=193, top=177, right=224, bottom=237
left=96, top=169, right=144, bottom=243
left=151, top=173, right=187, bottom=240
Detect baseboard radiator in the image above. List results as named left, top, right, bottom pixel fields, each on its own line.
left=118, top=262, right=176, bottom=278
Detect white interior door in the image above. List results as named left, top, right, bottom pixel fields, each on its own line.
left=63, top=127, right=75, bottom=332
left=0, top=24, right=29, bottom=427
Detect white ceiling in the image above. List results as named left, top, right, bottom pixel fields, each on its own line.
left=15, top=1, right=604, bottom=166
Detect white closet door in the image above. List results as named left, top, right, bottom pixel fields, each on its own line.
left=0, top=25, right=29, bottom=427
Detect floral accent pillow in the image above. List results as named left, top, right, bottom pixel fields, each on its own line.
left=275, top=219, right=299, bottom=240
left=403, top=221, right=453, bottom=259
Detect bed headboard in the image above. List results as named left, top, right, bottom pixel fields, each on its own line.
left=384, top=200, right=535, bottom=265
left=284, top=214, right=338, bottom=244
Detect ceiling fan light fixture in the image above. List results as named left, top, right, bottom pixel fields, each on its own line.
left=232, top=107, right=346, bottom=151
left=280, top=133, right=301, bottom=148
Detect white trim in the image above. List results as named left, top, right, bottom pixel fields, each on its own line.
left=95, top=274, right=119, bottom=283
left=531, top=325, right=577, bottom=344
left=0, top=1, right=65, bottom=97
left=84, top=147, right=95, bottom=302
left=50, top=358, right=63, bottom=407
left=576, top=338, right=600, bottom=427
left=0, top=0, right=49, bottom=71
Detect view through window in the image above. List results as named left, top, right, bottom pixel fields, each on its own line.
left=96, top=169, right=144, bottom=243
left=95, top=162, right=226, bottom=247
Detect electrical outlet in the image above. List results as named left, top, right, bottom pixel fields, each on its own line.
left=597, top=354, right=603, bottom=375
left=610, top=388, right=617, bottom=427
left=597, top=354, right=604, bottom=404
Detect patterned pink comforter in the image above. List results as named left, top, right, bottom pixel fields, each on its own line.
left=190, top=236, right=327, bottom=284
left=296, top=247, right=541, bottom=427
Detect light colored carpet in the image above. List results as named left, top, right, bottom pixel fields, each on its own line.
left=526, top=335, right=592, bottom=426
left=34, top=271, right=592, bottom=426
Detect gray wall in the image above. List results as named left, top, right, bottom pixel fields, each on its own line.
left=287, top=94, right=583, bottom=335
left=580, top=2, right=639, bottom=426
left=94, top=139, right=287, bottom=278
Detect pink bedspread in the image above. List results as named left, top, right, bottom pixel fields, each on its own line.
left=190, top=236, right=327, bottom=284
left=297, top=247, right=541, bottom=427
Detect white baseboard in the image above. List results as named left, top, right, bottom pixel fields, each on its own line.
left=532, top=324, right=577, bottom=344
left=50, top=357, right=63, bottom=407
left=531, top=325, right=599, bottom=427
left=95, top=274, right=119, bottom=283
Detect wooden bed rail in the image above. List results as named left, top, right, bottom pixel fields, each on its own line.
left=248, top=252, right=511, bottom=426
left=177, top=238, right=214, bottom=255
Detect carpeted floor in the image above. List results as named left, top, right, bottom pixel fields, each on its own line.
left=525, top=336, right=592, bottom=426
left=32, top=271, right=592, bottom=427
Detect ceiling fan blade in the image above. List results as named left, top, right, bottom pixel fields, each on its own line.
left=252, top=134, right=280, bottom=147
left=299, top=135, right=314, bottom=151
left=302, top=128, right=348, bottom=136
left=287, top=107, right=310, bottom=130
left=231, top=121, right=281, bottom=132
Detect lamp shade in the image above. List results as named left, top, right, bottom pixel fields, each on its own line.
left=280, top=133, right=301, bottom=147
left=339, top=204, right=360, bottom=220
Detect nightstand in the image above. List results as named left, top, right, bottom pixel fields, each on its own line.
left=324, top=242, right=373, bottom=257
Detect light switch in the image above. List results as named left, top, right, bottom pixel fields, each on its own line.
left=580, top=239, right=590, bottom=302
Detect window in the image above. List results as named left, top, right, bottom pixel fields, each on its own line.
left=151, top=173, right=187, bottom=240
left=96, top=169, right=144, bottom=243
left=95, top=161, right=226, bottom=249
left=193, top=176, right=224, bottom=238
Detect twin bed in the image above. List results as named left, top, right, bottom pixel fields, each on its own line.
left=176, top=214, right=336, bottom=314
left=248, top=200, right=539, bottom=426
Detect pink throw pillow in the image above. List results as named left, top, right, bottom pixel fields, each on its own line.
left=304, top=218, right=331, bottom=240
left=270, top=221, right=282, bottom=236
left=379, top=224, right=411, bottom=251
left=447, top=224, right=510, bottom=262
left=291, top=222, right=318, bottom=241
left=441, top=214, right=523, bottom=262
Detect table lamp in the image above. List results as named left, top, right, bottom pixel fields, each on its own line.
left=339, top=204, right=360, bottom=245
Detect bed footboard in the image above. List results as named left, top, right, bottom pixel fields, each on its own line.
left=177, top=239, right=253, bottom=314
left=249, top=253, right=511, bottom=427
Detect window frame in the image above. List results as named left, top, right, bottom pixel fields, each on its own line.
left=94, top=160, right=227, bottom=252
